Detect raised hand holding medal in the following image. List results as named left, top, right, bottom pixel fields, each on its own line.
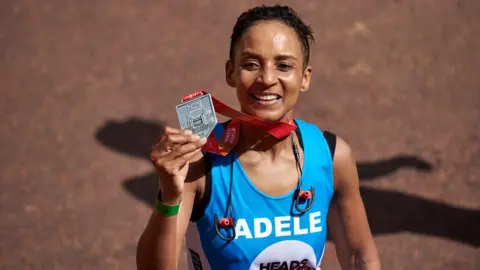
left=149, top=127, right=207, bottom=204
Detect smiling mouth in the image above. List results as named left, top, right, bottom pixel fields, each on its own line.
left=250, top=93, right=282, bottom=101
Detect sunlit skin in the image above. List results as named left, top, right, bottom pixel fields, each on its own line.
left=226, top=20, right=312, bottom=123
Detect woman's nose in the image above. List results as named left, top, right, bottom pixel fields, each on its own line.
left=257, top=65, right=277, bottom=86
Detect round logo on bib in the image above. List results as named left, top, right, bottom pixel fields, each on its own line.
left=249, top=240, right=317, bottom=270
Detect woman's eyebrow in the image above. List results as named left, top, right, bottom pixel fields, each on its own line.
left=240, top=51, right=298, bottom=61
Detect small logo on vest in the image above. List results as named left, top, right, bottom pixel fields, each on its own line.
left=224, top=127, right=237, bottom=145
left=259, top=259, right=317, bottom=270
left=249, top=240, right=318, bottom=270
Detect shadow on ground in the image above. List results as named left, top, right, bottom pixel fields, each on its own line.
left=95, top=117, right=480, bottom=247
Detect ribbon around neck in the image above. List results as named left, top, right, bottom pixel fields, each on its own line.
left=181, top=91, right=297, bottom=156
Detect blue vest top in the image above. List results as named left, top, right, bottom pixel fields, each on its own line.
left=185, top=119, right=334, bottom=270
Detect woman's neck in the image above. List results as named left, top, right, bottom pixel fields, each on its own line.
left=235, top=118, right=296, bottom=160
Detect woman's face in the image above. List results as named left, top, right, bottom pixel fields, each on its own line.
left=226, top=20, right=312, bottom=122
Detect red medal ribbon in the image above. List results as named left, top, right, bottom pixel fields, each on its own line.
left=182, top=91, right=297, bottom=156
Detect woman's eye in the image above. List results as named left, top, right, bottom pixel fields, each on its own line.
left=242, top=62, right=260, bottom=70
left=277, top=63, right=293, bottom=71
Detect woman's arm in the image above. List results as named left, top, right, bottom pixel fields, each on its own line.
left=327, top=201, right=353, bottom=269
left=136, top=179, right=198, bottom=269
left=136, top=126, right=207, bottom=270
left=332, top=136, right=381, bottom=270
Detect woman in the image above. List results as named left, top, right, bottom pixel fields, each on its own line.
left=137, top=5, right=380, bottom=270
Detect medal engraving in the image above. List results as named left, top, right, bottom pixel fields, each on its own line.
left=176, top=93, right=217, bottom=138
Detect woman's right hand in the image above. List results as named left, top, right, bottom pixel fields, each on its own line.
left=150, top=126, right=207, bottom=203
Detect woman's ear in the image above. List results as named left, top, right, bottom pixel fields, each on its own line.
left=225, top=60, right=235, bottom=88
left=300, top=65, right=312, bottom=93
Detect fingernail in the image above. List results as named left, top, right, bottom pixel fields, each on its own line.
left=192, top=134, right=200, bottom=140
left=185, top=130, right=192, bottom=135
left=199, top=137, right=207, bottom=144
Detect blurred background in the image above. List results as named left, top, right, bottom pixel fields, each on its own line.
left=1, top=0, right=479, bottom=269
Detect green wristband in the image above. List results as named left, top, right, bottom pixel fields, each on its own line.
left=155, top=199, right=182, bottom=217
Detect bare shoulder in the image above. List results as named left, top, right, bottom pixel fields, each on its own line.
left=332, top=135, right=359, bottom=192
left=334, top=135, right=355, bottom=163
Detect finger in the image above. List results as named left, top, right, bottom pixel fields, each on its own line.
left=164, top=133, right=198, bottom=147
left=164, top=148, right=203, bottom=174
left=153, top=132, right=199, bottom=153
left=163, top=126, right=181, bottom=135
left=151, top=134, right=204, bottom=163
left=171, top=137, right=207, bottom=158
left=153, top=137, right=205, bottom=172
left=163, top=126, right=193, bottom=136
left=161, top=137, right=206, bottom=162
left=152, top=126, right=190, bottom=149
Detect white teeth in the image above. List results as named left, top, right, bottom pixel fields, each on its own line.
left=254, top=94, right=278, bottom=101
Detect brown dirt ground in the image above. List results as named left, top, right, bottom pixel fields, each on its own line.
left=1, top=0, right=479, bottom=269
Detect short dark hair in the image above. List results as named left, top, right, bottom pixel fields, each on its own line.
left=229, top=5, right=314, bottom=65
